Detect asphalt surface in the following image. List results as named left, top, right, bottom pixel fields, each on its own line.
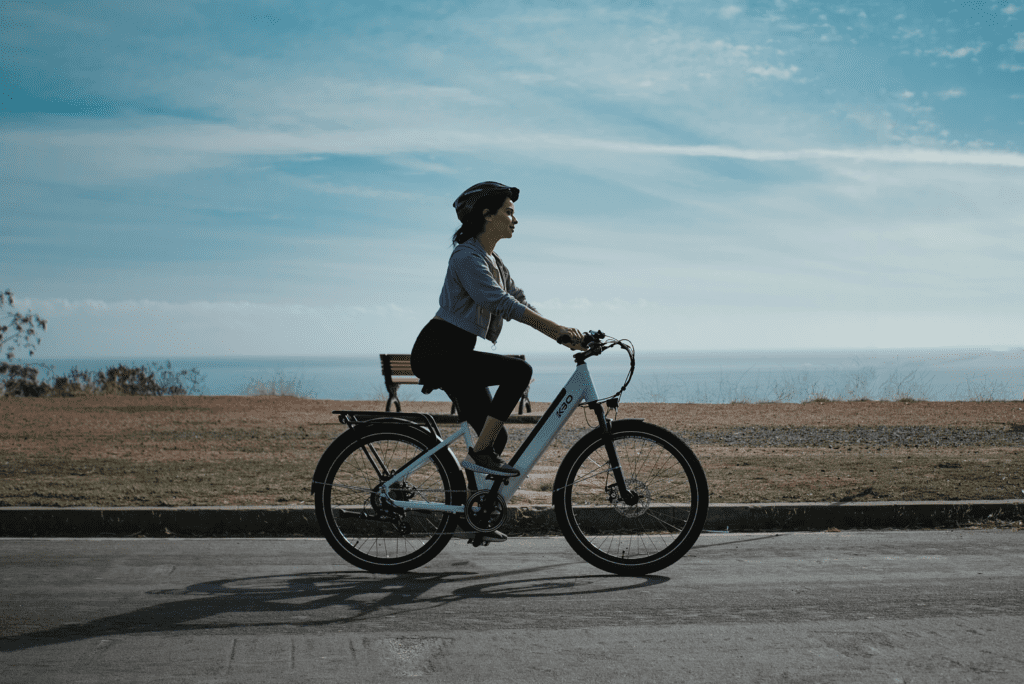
left=2, top=531, right=1023, bottom=683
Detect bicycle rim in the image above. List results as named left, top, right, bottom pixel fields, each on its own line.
left=316, top=430, right=459, bottom=572
left=556, top=428, right=708, bottom=575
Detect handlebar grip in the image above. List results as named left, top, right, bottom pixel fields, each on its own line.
left=558, top=330, right=603, bottom=346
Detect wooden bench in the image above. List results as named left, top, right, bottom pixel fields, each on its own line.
left=380, top=353, right=532, bottom=415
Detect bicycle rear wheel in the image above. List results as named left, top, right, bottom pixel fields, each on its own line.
left=312, top=424, right=465, bottom=573
left=553, top=421, right=708, bottom=576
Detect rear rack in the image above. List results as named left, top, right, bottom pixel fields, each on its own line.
left=333, top=410, right=445, bottom=436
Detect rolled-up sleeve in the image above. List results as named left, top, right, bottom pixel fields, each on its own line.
left=451, top=249, right=528, bottom=322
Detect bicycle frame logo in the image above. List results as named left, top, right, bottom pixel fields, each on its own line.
left=556, top=393, right=574, bottom=418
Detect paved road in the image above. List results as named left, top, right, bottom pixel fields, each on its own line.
left=2, top=531, right=1022, bottom=683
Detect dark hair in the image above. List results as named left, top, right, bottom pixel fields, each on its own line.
left=451, top=189, right=515, bottom=247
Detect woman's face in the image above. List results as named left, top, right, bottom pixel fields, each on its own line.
left=482, top=197, right=517, bottom=241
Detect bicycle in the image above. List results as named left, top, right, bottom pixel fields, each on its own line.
left=311, top=331, right=708, bottom=576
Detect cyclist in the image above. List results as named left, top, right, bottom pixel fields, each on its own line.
left=411, top=181, right=585, bottom=484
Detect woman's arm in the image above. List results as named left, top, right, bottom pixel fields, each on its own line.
left=521, top=308, right=583, bottom=348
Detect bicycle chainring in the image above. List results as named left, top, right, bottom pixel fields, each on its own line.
left=464, top=490, right=508, bottom=533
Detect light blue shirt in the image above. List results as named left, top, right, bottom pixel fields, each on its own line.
left=434, top=237, right=538, bottom=343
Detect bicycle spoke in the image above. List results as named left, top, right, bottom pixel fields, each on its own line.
left=556, top=428, right=707, bottom=575
left=314, top=428, right=462, bottom=572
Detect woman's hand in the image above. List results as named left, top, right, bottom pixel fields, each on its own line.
left=558, top=327, right=586, bottom=351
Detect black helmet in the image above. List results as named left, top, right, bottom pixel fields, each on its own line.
left=453, top=182, right=520, bottom=223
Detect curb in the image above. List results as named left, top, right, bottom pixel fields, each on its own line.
left=1, top=500, right=1021, bottom=537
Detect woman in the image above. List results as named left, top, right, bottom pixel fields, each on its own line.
left=411, top=181, right=585, bottom=480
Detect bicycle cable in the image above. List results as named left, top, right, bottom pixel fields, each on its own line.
left=576, top=330, right=636, bottom=408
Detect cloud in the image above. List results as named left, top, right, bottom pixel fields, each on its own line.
left=1014, top=33, right=1024, bottom=51
left=747, top=65, right=799, bottom=79
left=719, top=6, right=743, bottom=20
left=9, top=116, right=1024, bottom=196
left=530, top=297, right=656, bottom=314
left=938, top=46, right=982, bottom=58
left=531, top=137, right=1024, bottom=168
left=1004, top=5, right=1020, bottom=15
left=286, top=178, right=427, bottom=201
left=1000, top=63, right=1024, bottom=71
left=937, top=88, right=965, bottom=99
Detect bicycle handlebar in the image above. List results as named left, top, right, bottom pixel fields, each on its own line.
left=555, top=330, right=635, bottom=404
left=556, top=329, right=604, bottom=348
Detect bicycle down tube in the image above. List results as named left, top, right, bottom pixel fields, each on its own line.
left=377, top=359, right=603, bottom=514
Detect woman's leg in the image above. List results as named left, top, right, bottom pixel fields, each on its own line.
left=411, top=320, right=531, bottom=462
left=445, top=384, right=509, bottom=456
left=451, top=351, right=531, bottom=454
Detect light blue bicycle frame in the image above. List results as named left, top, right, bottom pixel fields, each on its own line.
left=374, top=358, right=601, bottom=514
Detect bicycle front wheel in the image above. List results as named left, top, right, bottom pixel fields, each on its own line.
left=553, top=421, right=708, bottom=576
left=313, top=424, right=465, bottom=573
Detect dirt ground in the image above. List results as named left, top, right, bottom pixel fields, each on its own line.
left=1, top=396, right=1022, bottom=507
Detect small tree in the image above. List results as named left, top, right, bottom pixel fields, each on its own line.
left=2, top=290, right=47, bottom=361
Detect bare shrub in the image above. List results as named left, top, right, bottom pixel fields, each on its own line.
left=1, top=290, right=47, bottom=361
left=1, top=361, right=206, bottom=397
left=878, top=367, right=936, bottom=402
left=634, top=375, right=678, bottom=403
left=242, top=372, right=316, bottom=398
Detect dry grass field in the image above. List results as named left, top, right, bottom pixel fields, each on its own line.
left=1, top=396, right=1022, bottom=507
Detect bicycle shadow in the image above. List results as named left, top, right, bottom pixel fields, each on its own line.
left=1, top=560, right=669, bottom=652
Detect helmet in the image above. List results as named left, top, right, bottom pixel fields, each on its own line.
left=453, top=182, right=520, bottom=223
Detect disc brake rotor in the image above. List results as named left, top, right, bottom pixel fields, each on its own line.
left=608, top=478, right=651, bottom=518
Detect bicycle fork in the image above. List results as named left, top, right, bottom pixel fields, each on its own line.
left=589, top=402, right=640, bottom=506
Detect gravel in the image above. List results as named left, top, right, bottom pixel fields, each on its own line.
left=677, top=426, right=1024, bottom=448
left=504, top=425, right=1024, bottom=450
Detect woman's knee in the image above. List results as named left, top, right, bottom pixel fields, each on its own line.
left=513, top=359, right=533, bottom=387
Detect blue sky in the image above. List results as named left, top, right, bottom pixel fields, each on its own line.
left=2, top=0, right=1022, bottom=358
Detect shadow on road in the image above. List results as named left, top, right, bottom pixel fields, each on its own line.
left=1, top=561, right=669, bottom=652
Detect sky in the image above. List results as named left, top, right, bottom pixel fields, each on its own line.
left=2, top=0, right=1023, bottom=359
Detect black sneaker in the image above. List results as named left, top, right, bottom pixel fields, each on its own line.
left=462, top=446, right=520, bottom=477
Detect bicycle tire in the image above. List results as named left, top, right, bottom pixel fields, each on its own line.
left=553, top=421, right=708, bottom=576
left=312, top=423, right=465, bottom=573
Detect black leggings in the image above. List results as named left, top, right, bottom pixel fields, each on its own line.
left=411, top=319, right=532, bottom=456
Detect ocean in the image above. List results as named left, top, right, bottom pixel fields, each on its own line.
left=26, top=347, right=1024, bottom=403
